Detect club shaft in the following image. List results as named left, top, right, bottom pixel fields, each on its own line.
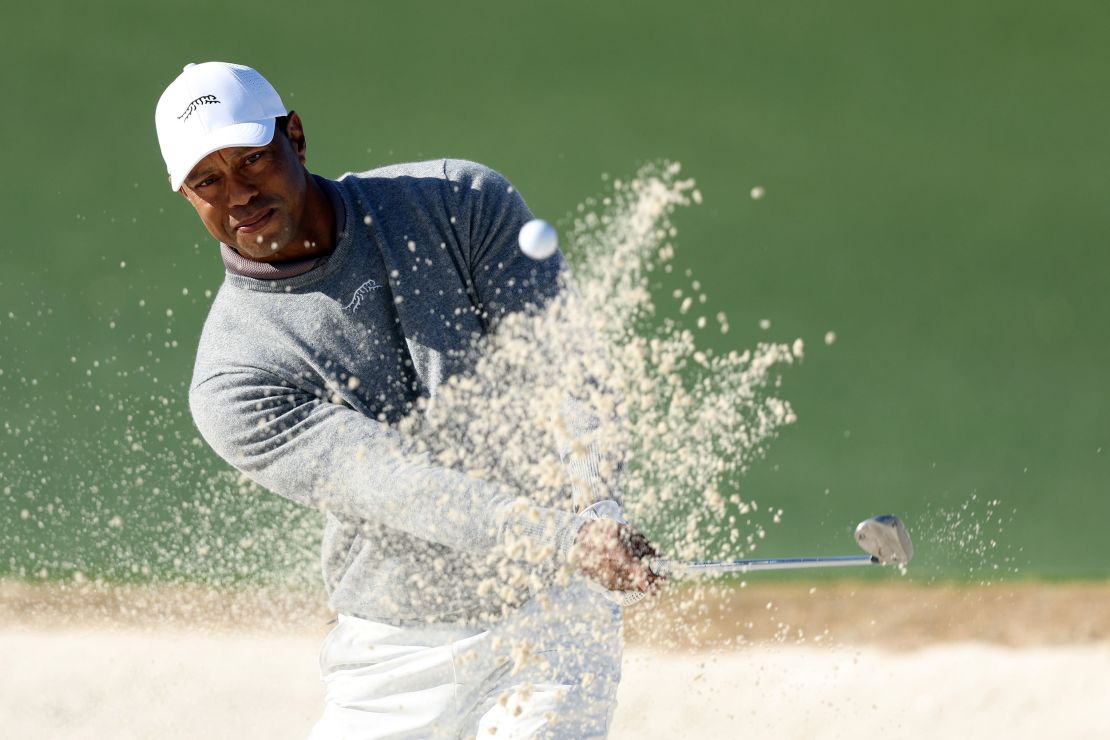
left=651, top=554, right=877, bottom=577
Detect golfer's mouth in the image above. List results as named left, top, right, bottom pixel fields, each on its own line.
left=235, top=208, right=275, bottom=233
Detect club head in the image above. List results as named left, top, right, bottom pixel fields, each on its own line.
left=854, top=514, right=913, bottom=565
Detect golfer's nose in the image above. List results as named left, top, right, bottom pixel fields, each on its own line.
left=227, top=173, right=258, bottom=207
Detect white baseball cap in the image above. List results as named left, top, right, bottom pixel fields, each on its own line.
left=155, top=62, right=288, bottom=191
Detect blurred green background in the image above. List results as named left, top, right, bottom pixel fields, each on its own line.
left=2, top=0, right=1107, bottom=585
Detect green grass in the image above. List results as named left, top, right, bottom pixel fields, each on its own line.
left=2, top=0, right=1109, bottom=584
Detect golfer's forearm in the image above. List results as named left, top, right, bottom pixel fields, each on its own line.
left=559, top=392, right=626, bottom=509
left=444, top=163, right=627, bottom=510
left=552, top=289, right=629, bottom=510
left=189, top=371, right=584, bottom=560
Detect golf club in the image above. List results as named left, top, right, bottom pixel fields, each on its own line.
left=649, top=514, right=913, bottom=578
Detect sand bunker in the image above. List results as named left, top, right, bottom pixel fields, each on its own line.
left=3, top=582, right=1107, bottom=739
left=3, top=630, right=1104, bottom=739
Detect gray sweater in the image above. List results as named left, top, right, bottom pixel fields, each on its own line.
left=189, top=159, right=591, bottom=624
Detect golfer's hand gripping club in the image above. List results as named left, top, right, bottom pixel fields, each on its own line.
left=570, top=518, right=664, bottom=595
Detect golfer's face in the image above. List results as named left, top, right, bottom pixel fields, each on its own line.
left=178, top=125, right=308, bottom=260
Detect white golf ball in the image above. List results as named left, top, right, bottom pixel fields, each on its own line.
left=518, top=219, right=558, bottom=260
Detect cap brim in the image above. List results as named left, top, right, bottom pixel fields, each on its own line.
left=168, top=119, right=276, bottom=191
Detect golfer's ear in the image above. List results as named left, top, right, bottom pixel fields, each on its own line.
left=286, top=111, right=307, bottom=162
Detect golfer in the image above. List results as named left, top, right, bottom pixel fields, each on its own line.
left=155, top=61, right=660, bottom=738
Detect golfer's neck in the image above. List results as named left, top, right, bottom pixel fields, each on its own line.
left=295, top=174, right=336, bottom=259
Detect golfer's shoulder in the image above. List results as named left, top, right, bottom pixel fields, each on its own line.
left=190, top=286, right=271, bottom=379
left=196, top=282, right=256, bottom=335
left=441, top=158, right=511, bottom=189
left=338, top=158, right=510, bottom=199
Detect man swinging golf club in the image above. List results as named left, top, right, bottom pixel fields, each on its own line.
left=155, top=61, right=662, bottom=738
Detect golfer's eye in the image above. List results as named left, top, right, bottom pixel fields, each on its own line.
left=245, top=152, right=265, bottom=166
left=195, top=175, right=218, bottom=189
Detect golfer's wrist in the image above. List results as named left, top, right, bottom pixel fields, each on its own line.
left=561, top=516, right=590, bottom=562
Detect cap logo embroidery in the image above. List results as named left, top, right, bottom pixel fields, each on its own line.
left=177, top=95, right=221, bottom=122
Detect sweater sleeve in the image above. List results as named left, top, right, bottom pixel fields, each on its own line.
left=444, top=160, right=564, bottom=327
left=189, top=368, right=586, bottom=562
left=444, top=159, right=627, bottom=511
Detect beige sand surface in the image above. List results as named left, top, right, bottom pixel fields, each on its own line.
left=614, top=645, right=1110, bottom=740
left=3, top=582, right=1108, bottom=739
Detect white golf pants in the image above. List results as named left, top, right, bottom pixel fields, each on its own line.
left=307, top=582, right=622, bottom=739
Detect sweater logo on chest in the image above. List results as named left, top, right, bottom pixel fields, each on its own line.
left=342, top=278, right=384, bottom=312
